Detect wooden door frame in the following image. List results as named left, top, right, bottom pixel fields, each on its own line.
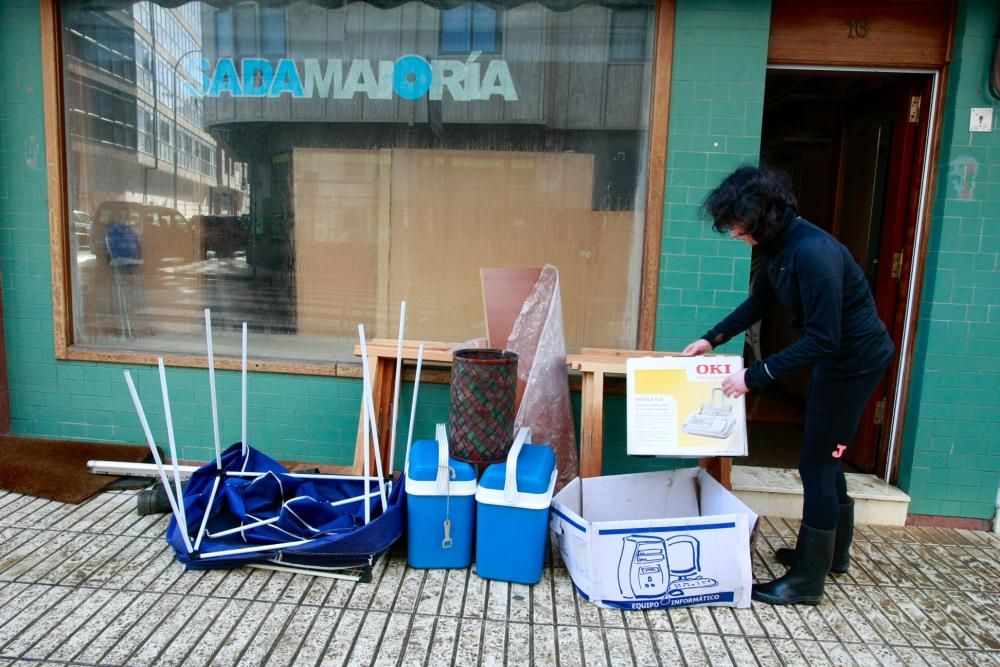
left=767, top=64, right=944, bottom=483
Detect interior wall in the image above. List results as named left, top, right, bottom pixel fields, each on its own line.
left=292, top=147, right=638, bottom=348
left=654, top=0, right=772, bottom=356
left=386, top=149, right=636, bottom=348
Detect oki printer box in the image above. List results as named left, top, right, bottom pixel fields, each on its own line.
left=626, top=355, right=748, bottom=457
left=550, top=468, right=757, bottom=610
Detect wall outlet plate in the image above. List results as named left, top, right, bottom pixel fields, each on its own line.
left=970, top=108, right=993, bottom=132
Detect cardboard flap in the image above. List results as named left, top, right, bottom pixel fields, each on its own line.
left=552, top=477, right=583, bottom=516
left=581, top=469, right=699, bottom=523
left=697, top=469, right=758, bottom=535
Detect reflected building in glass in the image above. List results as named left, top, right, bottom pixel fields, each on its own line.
left=62, top=0, right=655, bottom=361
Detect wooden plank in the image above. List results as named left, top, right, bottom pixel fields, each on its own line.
left=41, top=0, right=71, bottom=359
left=701, top=456, right=732, bottom=489
left=353, top=340, right=463, bottom=477
left=637, top=0, right=677, bottom=351
left=577, top=348, right=681, bottom=359
left=0, top=276, right=8, bottom=433
left=569, top=360, right=642, bottom=374
left=579, top=370, right=604, bottom=478
left=353, top=354, right=401, bottom=477
left=352, top=341, right=456, bottom=363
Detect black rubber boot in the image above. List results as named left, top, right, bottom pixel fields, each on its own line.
left=775, top=499, right=854, bottom=574
left=753, top=524, right=835, bottom=605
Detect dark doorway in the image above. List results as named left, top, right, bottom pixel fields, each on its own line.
left=745, top=70, right=932, bottom=475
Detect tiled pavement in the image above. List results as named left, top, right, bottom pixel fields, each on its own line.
left=0, top=489, right=997, bottom=666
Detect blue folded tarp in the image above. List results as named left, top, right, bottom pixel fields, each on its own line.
left=167, top=443, right=405, bottom=571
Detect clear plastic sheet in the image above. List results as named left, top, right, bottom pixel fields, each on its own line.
left=506, top=265, right=578, bottom=489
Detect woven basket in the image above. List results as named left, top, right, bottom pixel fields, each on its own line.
left=449, top=349, right=518, bottom=464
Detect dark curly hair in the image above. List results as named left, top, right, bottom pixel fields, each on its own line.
left=701, top=166, right=798, bottom=244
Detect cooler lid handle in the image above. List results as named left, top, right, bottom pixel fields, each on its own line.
left=504, top=427, right=531, bottom=503
left=435, top=423, right=450, bottom=492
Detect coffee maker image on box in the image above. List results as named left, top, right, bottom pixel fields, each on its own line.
left=682, top=388, right=736, bottom=439
left=618, top=535, right=719, bottom=599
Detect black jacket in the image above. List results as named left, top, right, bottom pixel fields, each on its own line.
left=702, top=210, right=895, bottom=391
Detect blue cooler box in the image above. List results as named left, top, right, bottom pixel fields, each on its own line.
left=475, top=428, right=557, bottom=584
left=407, top=424, right=477, bottom=569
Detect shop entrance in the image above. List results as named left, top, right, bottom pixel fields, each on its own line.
left=747, top=70, right=933, bottom=476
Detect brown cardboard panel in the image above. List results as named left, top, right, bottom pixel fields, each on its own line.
left=481, top=266, right=543, bottom=349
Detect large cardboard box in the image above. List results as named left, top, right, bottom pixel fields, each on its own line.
left=626, top=355, right=748, bottom=457
left=550, top=468, right=758, bottom=609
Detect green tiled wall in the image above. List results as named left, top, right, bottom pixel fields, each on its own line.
left=898, top=0, right=1000, bottom=520
left=655, top=0, right=771, bottom=352
left=611, top=0, right=771, bottom=473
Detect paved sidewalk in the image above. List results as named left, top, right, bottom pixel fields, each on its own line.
left=0, top=489, right=997, bottom=666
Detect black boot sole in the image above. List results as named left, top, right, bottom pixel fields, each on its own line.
left=751, top=588, right=823, bottom=605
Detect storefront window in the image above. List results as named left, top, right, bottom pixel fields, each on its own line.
left=61, top=0, right=655, bottom=362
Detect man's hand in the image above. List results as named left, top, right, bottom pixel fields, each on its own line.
left=682, top=339, right=713, bottom=356
left=721, top=369, right=749, bottom=398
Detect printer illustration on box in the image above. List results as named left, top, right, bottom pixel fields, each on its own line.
left=682, top=388, right=736, bottom=439
left=618, top=535, right=718, bottom=599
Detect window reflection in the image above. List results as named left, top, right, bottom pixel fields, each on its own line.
left=62, top=0, right=654, bottom=361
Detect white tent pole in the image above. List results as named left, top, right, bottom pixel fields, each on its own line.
left=123, top=370, right=193, bottom=554
left=224, top=471, right=380, bottom=481
left=193, top=476, right=220, bottom=552
left=388, top=301, right=406, bottom=475
left=230, top=471, right=377, bottom=481
left=358, top=324, right=389, bottom=511
left=403, top=344, right=424, bottom=479
left=329, top=490, right=382, bottom=508
left=204, top=309, right=222, bottom=469
left=241, top=322, right=248, bottom=455
left=208, top=515, right=280, bottom=538
left=362, top=386, right=371, bottom=526
left=157, top=357, right=191, bottom=543
left=198, top=539, right=313, bottom=559
left=208, top=488, right=382, bottom=539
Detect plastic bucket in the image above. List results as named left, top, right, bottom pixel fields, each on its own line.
left=449, top=349, right=518, bottom=464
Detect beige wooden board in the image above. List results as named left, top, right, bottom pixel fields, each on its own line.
left=386, top=149, right=637, bottom=348
left=292, top=148, right=382, bottom=337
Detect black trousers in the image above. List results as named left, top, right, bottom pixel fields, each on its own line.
left=799, top=365, right=887, bottom=530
